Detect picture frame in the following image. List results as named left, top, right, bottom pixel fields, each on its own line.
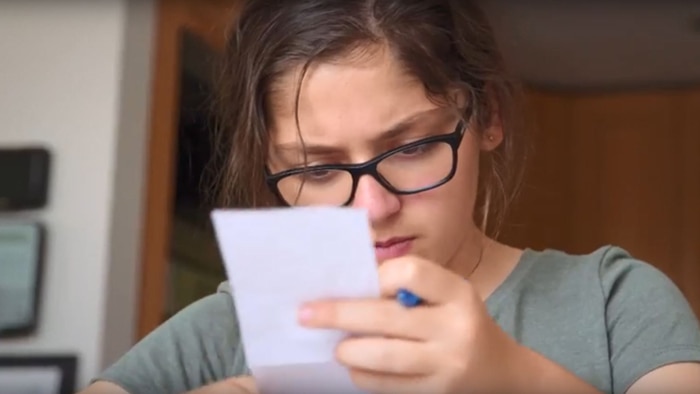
left=0, top=355, right=77, bottom=394
left=0, top=221, right=46, bottom=338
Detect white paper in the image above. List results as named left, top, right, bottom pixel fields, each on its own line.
left=0, top=367, right=61, bottom=394
left=211, top=207, right=380, bottom=394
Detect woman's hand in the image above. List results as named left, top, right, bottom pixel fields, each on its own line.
left=296, top=255, right=524, bottom=394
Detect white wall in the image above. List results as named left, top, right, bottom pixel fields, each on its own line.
left=0, top=0, right=155, bottom=389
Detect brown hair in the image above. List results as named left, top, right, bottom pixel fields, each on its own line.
left=210, top=0, right=527, bottom=237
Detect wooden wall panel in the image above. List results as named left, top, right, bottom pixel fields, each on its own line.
left=504, top=91, right=575, bottom=250
left=679, top=90, right=700, bottom=317
left=570, top=93, right=683, bottom=272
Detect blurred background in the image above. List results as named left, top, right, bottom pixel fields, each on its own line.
left=0, top=0, right=698, bottom=389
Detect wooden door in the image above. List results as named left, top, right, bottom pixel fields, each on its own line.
left=138, top=0, right=239, bottom=340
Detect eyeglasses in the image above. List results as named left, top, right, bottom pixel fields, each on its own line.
left=265, top=120, right=467, bottom=207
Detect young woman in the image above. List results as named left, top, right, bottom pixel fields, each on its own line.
left=82, top=0, right=700, bottom=393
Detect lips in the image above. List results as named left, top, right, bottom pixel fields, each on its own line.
left=374, top=237, right=415, bottom=262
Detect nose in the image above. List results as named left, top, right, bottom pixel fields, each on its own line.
left=351, top=175, right=401, bottom=223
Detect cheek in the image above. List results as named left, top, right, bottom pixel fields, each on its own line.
left=398, top=164, right=477, bottom=216
left=397, top=137, right=481, bottom=219
left=455, top=135, right=482, bottom=193
left=444, top=136, right=481, bottom=198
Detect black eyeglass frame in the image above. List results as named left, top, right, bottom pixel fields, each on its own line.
left=265, top=120, right=468, bottom=207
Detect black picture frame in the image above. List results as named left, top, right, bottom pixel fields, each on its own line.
left=0, top=354, right=77, bottom=394
left=0, top=146, right=52, bottom=211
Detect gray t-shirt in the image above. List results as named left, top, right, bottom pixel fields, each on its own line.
left=95, top=246, right=700, bottom=393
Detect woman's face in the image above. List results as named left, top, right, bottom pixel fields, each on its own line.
left=266, top=46, right=503, bottom=268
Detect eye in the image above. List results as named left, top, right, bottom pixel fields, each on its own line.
left=302, top=169, right=337, bottom=183
left=397, top=144, right=429, bottom=157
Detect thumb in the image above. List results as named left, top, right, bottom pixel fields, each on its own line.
left=190, top=376, right=258, bottom=394
left=224, top=376, right=257, bottom=393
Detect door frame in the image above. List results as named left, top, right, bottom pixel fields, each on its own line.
left=137, top=0, right=238, bottom=340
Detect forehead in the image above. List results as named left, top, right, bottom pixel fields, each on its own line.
left=266, top=46, right=444, bottom=147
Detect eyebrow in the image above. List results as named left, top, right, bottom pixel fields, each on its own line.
left=272, top=107, right=443, bottom=155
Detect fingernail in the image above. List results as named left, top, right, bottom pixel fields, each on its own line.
left=298, top=305, right=315, bottom=323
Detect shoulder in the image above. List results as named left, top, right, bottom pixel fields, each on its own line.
left=524, top=244, right=689, bottom=305
left=521, top=244, right=697, bottom=320
left=144, top=285, right=240, bottom=347
left=523, top=245, right=700, bottom=393
left=523, top=244, right=636, bottom=273
left=95, top=284, right=248, bottom=393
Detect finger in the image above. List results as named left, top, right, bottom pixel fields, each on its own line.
left=348, top=368, right=435, bottom=394
left=379, top=255, right=469, bottom=305
left=336, top=336, right=438, bottom=375
left=298, top=298, right=437, bottom=340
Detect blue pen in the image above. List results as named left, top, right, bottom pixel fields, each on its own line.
left=396, top=288, right=422, bottom=307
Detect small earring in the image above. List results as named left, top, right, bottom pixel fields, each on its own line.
left=487, top=135, right=495, bottom=142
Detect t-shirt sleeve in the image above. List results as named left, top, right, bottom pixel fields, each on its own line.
left=599, top=246, right=700, bottom=394
left=93, top=291, right=249, bottom=394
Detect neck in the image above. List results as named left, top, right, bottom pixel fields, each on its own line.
left=448, top=227, right=523, bottom=301
left=446, top=225, right=486, bottom=279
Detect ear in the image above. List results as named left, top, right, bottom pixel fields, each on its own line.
left=480, top=104, right=504, bottom=152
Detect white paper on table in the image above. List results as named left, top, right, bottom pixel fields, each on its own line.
left=210, top=207, right=380, bottom=394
